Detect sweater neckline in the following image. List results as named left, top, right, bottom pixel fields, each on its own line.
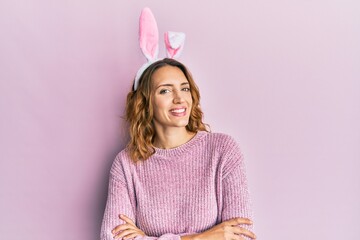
left=153, top=131, right=207, bottom=158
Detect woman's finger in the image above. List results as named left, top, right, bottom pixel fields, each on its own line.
left=233, top=226, right=256, bottom=239
left=123, top=232, right=144, bottom=240
left=224, top=217, right=253, bottom=226
left=114, top=229, right=137, bottom=239
left=119, top=214, right=136, bottom=227
left=112, top=223, right=137, bottom=235
left=231, top=235, right=244, bottom=240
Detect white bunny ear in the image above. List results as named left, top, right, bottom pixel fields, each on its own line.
left=164, top=31, right=186, bottom=58
left=134, top=8, right=159, bottom=90
left=139, top=7, right=159, bottom=61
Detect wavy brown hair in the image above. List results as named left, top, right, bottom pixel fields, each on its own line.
left=125, top=58, right=209, bottom=162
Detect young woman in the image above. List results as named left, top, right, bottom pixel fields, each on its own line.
left=100, top=58, right=256, bottom=240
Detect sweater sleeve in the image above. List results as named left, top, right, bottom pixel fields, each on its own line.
left=100, top=156, right=198, bottom=240
left=220, top=139, right=254, bottom=240
left=100, top=169, right=136, bottom=240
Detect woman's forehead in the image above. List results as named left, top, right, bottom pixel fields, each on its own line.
left=151, top=66, right=188, bottom=86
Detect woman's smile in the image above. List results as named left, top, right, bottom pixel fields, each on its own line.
left=169, top=107, right=187, bottom=116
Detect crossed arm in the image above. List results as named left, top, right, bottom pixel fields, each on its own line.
left=112, top=214, right=255, bottom=240
left=102, top=140, right=256, bottom=240
left=102, top=162, right=256, bottom=240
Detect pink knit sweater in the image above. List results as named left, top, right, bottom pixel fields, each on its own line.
left=100, top=131, right=253, bottom=240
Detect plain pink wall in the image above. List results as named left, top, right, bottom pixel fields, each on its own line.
left=1, top=1, right=359, bottom=239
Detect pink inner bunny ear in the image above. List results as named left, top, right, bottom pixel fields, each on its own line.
left=139, top=8, right=159, bottom=61
left=164, top=31, right=186, bottom=58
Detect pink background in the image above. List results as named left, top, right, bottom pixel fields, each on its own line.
left=1, top=1, right=359, bottom=239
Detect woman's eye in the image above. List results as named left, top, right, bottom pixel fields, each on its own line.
left=159, top=89, right=170, bottom=94
left=182, top=87, right=191, bottom=92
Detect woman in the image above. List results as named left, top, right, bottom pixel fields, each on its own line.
left=100, top=58, right=256, bottom=240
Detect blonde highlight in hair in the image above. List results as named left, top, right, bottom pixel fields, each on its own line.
left=125, top=58, right=209, bottom=163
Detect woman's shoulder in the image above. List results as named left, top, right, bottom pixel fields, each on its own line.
left=206, top=132, right=245, bottom=177
left=206, top=131, right=235, bottom=140
left=115, top=147, right=131, bottom=160
left=203, top=131, right=240, bottom=148
left=109, top=148, right=134, bottom=175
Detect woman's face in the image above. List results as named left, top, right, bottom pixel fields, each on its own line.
left=151, top=65, right=193, bottom=131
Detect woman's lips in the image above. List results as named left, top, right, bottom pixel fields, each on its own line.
left=170, top=108, right=186, bottom=117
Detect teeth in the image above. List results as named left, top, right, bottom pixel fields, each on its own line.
left=171, top=108, right=185, bottom=113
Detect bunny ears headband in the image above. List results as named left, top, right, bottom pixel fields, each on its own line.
left=133, top=7, right=186, bottom=90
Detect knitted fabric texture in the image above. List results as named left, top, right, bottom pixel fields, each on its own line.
left=100, top=131, right=254, bottom=240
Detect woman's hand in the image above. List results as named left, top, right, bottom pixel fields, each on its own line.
left=112, top=214, right=147, bottom=240
left=193, top=217, right=256, bottom=240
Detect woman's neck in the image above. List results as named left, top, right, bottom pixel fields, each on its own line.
left=153, top=128, right=196, bottom=149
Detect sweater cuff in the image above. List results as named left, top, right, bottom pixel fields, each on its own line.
left=134, top=233, right=182, bottom=240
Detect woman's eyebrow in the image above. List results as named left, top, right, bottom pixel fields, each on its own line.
left=156, top=82, right=189, bottom=89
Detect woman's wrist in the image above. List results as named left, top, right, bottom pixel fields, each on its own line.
left=180, top=233, right=201, bottom=240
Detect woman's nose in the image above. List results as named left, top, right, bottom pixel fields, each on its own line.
left=173, top=90, right=185, bottom=103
